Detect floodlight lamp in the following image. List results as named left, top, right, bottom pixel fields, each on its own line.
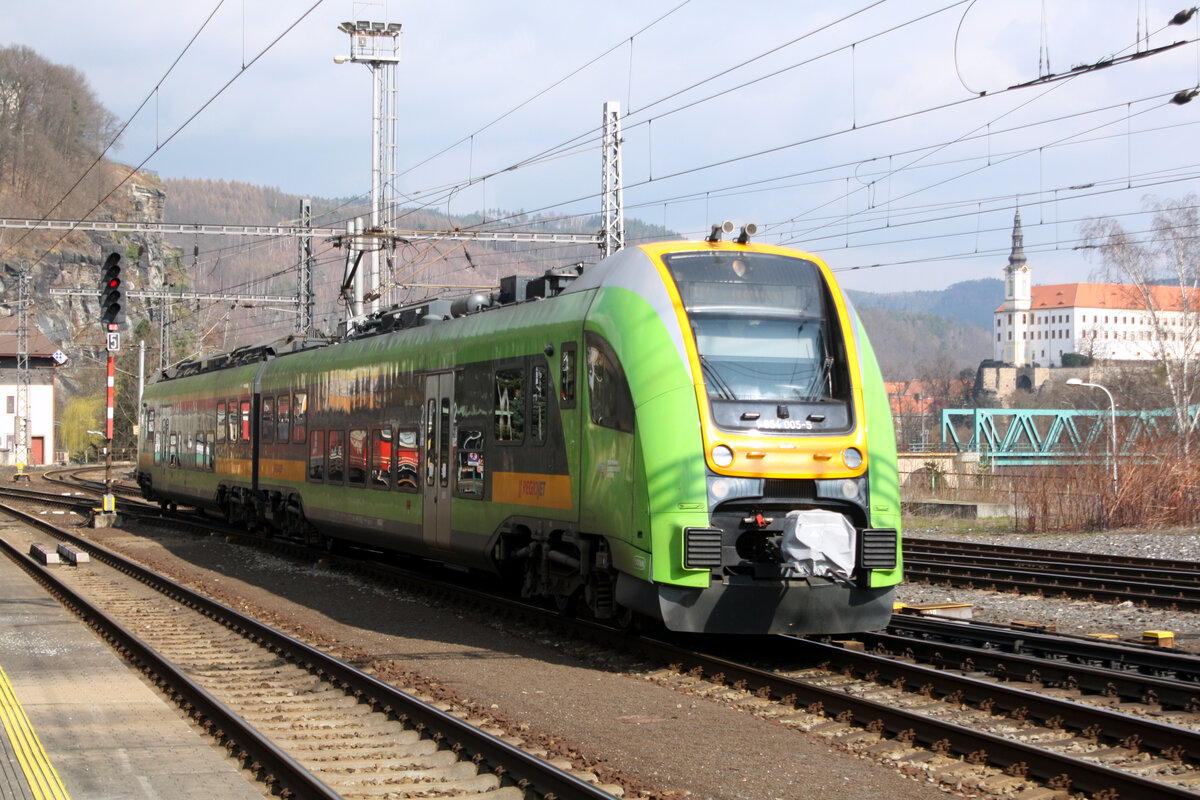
left=338, top=21, right=354, bottom=33
left=333, top=55, right=349, bottom=64
left=387, top=22, right=401, bottom=33
left=372, top=22, right=385, bottom=32
left=356, top=20, right=370, bottom=31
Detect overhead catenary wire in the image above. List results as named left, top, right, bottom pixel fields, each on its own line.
left=18, top=0, right=326, bottom=275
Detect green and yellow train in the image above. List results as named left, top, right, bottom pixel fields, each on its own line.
left=136, top=237, right=902, bottom=634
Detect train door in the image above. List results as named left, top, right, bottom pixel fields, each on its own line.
left=422, top=372, right=454, bottom=550
left=580, top=333, right=636, bottom=539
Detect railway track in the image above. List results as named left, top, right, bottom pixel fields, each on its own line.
left=0, top=498, right=618, bottom=800
left=905, top=536, right=1200, bottom=610
left=17, top=471, right=1200, bottom=797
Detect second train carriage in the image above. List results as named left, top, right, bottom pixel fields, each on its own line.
left=137, top=238, right=902, bottom=634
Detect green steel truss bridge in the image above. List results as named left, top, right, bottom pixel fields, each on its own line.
left=939, top=407, right=1199, bottom=466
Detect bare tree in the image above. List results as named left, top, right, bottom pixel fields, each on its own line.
left=0, top=45, right=119, bottom=217
left=1081, top=195, right=1200, bottom=455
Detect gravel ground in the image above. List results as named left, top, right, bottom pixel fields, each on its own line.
left=69, top=510, right=953, bottom=800
left=899, top=524, right=1200, bottom=649
left=36, top=474, right=1200, bottom=799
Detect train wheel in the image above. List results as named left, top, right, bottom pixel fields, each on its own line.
left=612, top=603, right=635, bottom=630
left=553, top=590, right=579, bottom=616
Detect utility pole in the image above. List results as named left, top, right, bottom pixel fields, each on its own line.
left=336, top=19, right=401, bottom=321
left=297, top=198, right=314, bottom=334
left=13, top=270, right=30, bottom=478
left=600, top=101, right=626, bottom=258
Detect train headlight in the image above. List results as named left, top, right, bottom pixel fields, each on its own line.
left=706, top=474, right=764, bottom=510
left=816, top=475, right=867, bottom=507
left=712, top=445, right=734, bottom=467
left=843, top=447, right=863, bottom=469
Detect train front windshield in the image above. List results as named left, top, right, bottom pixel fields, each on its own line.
left=661, top=251, right=851, bottom=406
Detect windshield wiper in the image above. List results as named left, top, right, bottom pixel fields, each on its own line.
left=806, top=356, right=833, bottom=401
left=699, top=355, right=737, bottom=400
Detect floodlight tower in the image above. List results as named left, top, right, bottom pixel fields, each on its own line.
left=336, top=19, right=401, bottom=319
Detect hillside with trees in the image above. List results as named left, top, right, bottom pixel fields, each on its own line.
left=847, top=279, right=1002, bottom=330
left=855, top=306, right=990, bottom=381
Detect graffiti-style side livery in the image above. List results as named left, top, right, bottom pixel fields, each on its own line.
left=137, top=239, right=901, bottom=634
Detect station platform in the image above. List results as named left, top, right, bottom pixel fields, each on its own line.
left=0, top=525, right=264, bottom=800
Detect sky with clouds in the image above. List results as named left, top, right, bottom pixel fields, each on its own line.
left=6, top=0, right=1200, bottom=293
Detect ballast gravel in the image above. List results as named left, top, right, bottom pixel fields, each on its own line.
left=66, top=488, right=1199, bottom=800
left=899, top=526, right=1200, bottom=650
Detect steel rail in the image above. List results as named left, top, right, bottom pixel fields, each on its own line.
left=904, top=560, right=1200, bottom=610
left=906, top=537, right=1200, bottom=574
left=0, top=513, right=342, bottom=799
left=0, top=500, right=616, bottom=800
left=865, top=625, right=1200, bottom=710
left=905, top=550, right=1200, bottom=588
left=40, top=472, right=1200, bottom=798
left=889, top=615, right=1200, bottom=683
left=633, top=633, right=1200, bottom=799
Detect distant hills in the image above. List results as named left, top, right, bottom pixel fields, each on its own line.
left=847, top=279, right=1002, bottom=330
left=847, top=279, right=1002, bottom=380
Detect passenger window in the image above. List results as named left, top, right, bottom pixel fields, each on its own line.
left=425, top=399, right=437, bottom=487
left=586, top=333, right=635, bottom=433
left=440, top=399, right=451, bottom=488
left=395, top=429, right=419, bottom=491
left=327, top=430, right=345, bottom=483
left=240, top=400, right=251, bottom=442
left=347, top=428, right=367, bottom=486
left=308, top=431, right=325, bottom=481
left=277, top=395, right=290, bottom=443
left=216, top=403, right=226, bottom=442
left=227, top=398, right=238, bottom=442
left=169, top=432, right=179, bottom=467
left=292, top=392, right=308, bottom=443
left=261, top=397, right=274, bottom=444
left=559, top=343, right=577, bottom=408
left=531, top=364, right=548, bottom=445
left=456, top=429, right=484, bottom=497
left=370, top=428, right=392, bottom=489
left=494, top=368, right=525, bottom=442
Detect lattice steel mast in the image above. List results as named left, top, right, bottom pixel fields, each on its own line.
left=600, top=101, right=626, bottom=258
left=14, top=270, right=30, bottom=471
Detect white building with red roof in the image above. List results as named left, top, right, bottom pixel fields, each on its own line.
left=993, top=212, right=1190, bottom=367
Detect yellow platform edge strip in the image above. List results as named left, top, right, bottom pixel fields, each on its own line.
left=0, top=663, right=70, bottom=800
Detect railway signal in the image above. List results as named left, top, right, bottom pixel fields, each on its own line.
left=95, top=250, right=122, bottom=525
left=100, top=251, right=125, bottom=328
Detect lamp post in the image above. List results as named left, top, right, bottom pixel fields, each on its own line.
left=1066, top=378, right=1118, bottom=493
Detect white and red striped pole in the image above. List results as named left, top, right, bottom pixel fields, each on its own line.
left=104, top=353, right=115, bottom=513
left=106, top=354, right=115, bottom=440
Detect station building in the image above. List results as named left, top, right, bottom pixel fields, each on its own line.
left=992, top=211, right=1194, bottom=367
